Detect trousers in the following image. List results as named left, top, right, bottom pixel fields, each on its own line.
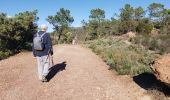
left=36, top=55, right=49, bottom=80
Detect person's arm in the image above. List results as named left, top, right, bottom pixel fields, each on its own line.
left=32, top=34, right=36, bottom=57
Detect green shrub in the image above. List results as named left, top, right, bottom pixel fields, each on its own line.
left=0, top=50, right=12, bottom=60
left=149, top=38, right=159, bottom=50
left=0, top=11, right=38, bottom=60
left=132, top=34, right=170, bottom=55
left=85, top=39, right=154, bottom=75
left=136, top=19, right=153, bottom=34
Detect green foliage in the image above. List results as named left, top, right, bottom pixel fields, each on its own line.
left=134, top=7, right=145, bottom=21
left=118, top=4, right=146, bottom=34
left=47, top=8, right=74, bottom=43
left=80, top=3, right=169, bottom=41
left=148, top=3, right=164, bottom=19
left=89, top=8, right=105, bottom=38
left=148, top=3, right=165, bottom=29
left=60, top=31, right=74, bottom=43
left=69, top=27, right=86, bottom=43
left=78, top=18, right=120, bottom=41
left=49, top=32, right=58, bottom=45
left=136, top=18, right=153, bottom=34
left=0, top=50, right=12, bottom=59
left=0, top=10, right=38, bottom=60
left=98, top=19, right=116, bottom=36
left=89, top=8, right=105, bottom=22
left=132, top=34, right=170, bottom=55
left=85, top=39, right=154, bottom=75
left=120, top=4, right=134, bottom=21
left=119, top=4, right=135, bottom=33
left=161, top=15, right=170, bottom=34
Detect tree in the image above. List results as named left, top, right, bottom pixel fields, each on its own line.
left=134, top=7, right=145, bottom=21
left=148, top=3, right=164, bottom=21
left=148, top=3, right=165, bottom=29
left=15, top=10, right=39, bottom=49
left=119, top=4, right=134, bottom=33
left=161, top=9, right=170, bottom=34
left=47, top=8, right=74, bottom=43
left=120, top=4, right=134, bottom=21
left=87, top=20, right=99, bottom=39
left=89, top=8, right=105, bottom=37
left=89, top=8, right=105, bottom=24
left=136, top=18, right=153, bottom=34
left=81, top=20, right=88, bottom=41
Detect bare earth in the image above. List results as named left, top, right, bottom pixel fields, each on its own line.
left=0, top=45, right=149, bottom=100
left=151, top=54, right=170, bottom=87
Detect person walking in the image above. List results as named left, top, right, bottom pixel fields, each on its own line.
left=32, top=24, right=53, bottom=82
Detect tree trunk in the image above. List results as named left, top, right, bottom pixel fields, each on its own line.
left=98, top=18, right=101, bottom=38
left=57, top=29, right=63, bottom=44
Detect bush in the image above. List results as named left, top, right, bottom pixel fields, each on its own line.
left=132, top=34, right=170, bottom=55
left=136, top=19, right=153, bottom=34
left=0, top=11, right=38, bottom=60
left=0, top=50, right=12, bottom=60
left=85, top=39, right=154, bottom=75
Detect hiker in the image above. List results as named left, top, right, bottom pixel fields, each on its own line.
left=72, top=38, right=76, bottom=45
left=72, top=35, right=77, bottom=45
left=32, top=24, right=53, bottom=82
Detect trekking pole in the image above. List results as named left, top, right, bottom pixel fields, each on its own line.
left=48, top=54, right=51, bottom=68
left=51, top=55, right=54, bottom=66
left=45, top=50, right=50, bottom=62
left=47, top=48, right=54, bottom=67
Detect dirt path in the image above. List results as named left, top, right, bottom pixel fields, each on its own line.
left=0, top=45, right=148, bottom=100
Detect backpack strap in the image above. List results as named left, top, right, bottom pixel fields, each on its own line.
left=40, top=32, right=46, bottom=43
left=36, top=32, right=46, bottom=37
left=40, top=32, right=46, bottom=38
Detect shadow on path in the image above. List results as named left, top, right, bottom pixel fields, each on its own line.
left=133, top=72, right=170, bottom=96
left=46, top=61, right=67, bottom=82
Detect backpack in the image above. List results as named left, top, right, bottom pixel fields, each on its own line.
left=33, top=32, right=46, bottom=51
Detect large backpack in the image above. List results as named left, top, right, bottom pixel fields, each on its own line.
left=33, top=32, right=46, bottom=51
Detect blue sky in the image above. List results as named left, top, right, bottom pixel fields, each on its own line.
left=0, top=0, right=170, bottom=32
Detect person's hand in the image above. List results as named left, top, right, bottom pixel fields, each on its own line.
left=50, top=49, right=53, bottom=55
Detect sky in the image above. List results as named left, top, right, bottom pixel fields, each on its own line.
left=0, top=0, right=170, bottom=32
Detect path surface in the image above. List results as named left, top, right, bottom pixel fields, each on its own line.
left=0, top=45, right=147, bottom=100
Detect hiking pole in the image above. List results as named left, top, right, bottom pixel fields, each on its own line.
left=45, top=50, right=50, bottom=63
left=48, top=48, right=54, bottom=67
left=50, top=54, right=54, bottom=66
left=45, top=48, right=52, bottom=65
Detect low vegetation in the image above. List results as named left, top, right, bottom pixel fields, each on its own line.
left=85, top=39, right=154, bottom=75
left=132, top=34, right=170, bottom=55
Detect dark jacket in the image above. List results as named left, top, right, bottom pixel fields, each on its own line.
left=32, top=31, right=53, bottom=57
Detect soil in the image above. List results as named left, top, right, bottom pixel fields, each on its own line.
left=151, top=54, right=170, bottom=87
left=0, top=45, right=166, bottom=100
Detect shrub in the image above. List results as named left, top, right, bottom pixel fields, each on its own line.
left=0, top=11, right=38, bottom=60
left=136, top=19, right=153, bottom=34
left=0, top=50, right=12, bottom=60
left=132, top=34, right=170, bottom=55
left=85, top=39, right=154, bottom=75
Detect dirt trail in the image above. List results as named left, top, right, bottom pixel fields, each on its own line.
left=0, top=45, right=148, bottom=100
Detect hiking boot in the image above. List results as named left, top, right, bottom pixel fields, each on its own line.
left=42, top=75, right=48, bottom=82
